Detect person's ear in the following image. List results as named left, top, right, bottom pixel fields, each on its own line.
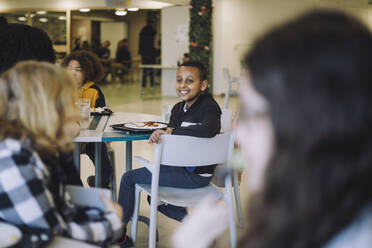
left=200, top=80, right=208, bottom=91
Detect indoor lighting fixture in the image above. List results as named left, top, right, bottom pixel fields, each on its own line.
left=18, top=16, right=27, bottom=21
left=79, top=8, right=90, bottom=12
left=127, top=8, right=139, bottom=11
left=39, top=18, right=48, bottom=22
left=58, top=16, right=66, bottom=20
left=36, top=10, right=47, bottom=15
left=115, top=10, right=127, bottom=16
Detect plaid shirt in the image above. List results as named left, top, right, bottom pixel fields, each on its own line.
left=0, top=139, right=122, bottom=244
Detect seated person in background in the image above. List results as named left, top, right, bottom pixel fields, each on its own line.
left=115, top=61, right=221, bottom=247
left=81, top=40, right=92, bottom=51
left=174, top=10, right=372, bottom=248
left=96, top=40, right=112, bottom=84
left=0, top=61, right=122, bottom=245
left=116, top=38, right=132, bottom=69
left=0, top=23, right=82, bottom=186
left=62, top=51, right=113, bottom=188
left=97, top=40, right=111, bottom=59
left=113, top=39, right=132, bottom=80
left=72, top=38, right=81, bottom=52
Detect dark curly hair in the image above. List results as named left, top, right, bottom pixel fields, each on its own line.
left=240, top=10, right=372, bottom=248
left=0, top=23, right=56, bottom=74
left=61, top=50, right=104, bottom=83
left=179, top=61, right=207, bottom=82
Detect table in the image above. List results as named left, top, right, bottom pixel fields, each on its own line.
left=73, top=112, right=161, bottom=241
left=73, top=112, right=162, bottom=187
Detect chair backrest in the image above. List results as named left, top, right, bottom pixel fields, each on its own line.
left=156, top=132, right=234, bottom=167
left=224, top=67, right=242, bottom=108
left=221, top=108, right=232, bottom=133
left=223, top=67, right=231, bottom=81
left=223, top=68, right=231, bottom=108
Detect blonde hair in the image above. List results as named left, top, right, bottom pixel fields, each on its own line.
left=0, top=61, right=80, bottom=152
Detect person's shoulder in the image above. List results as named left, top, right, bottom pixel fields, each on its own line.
left=325, top=203, right=372, bottom=248
left=88, top=82, right=103, bottom=92
left=199, top=93, right=222, bottom=113
left=0, top=138, right=34, bottom=169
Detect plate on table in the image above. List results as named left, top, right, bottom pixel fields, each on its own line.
left=111, top=121, right=168, bottom=133
left=90, top=107, right=113, bottom=116
left=0, top=222, right=22, bottom=248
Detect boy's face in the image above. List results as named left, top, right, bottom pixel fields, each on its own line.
left=176, top=66, right=207, bottom=107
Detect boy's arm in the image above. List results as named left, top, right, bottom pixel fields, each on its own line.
left=168, top=105, right=179, bottom=128
left=171, top=106, right=221, bottom=138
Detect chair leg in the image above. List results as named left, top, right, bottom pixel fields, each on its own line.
left=149, top=194, right=158, bottom=248
left=232, top=170, right=244, bottom=228
left=131, top=185, right=141, bottom=244
left=225, top=174, right=237, bottom=248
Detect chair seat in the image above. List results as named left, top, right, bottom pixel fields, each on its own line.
left=137, top=183, right=224, bottom=207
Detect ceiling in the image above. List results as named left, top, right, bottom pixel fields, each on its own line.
left=0, top=0, right=189, bottom=11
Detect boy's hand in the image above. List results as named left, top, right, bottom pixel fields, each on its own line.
left=148, top=128, right=173, bottom=144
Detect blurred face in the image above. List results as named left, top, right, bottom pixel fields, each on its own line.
left=176, top=66, right=207, bottom=108
left=103, top=41, right=110, bottom=48
left=67, top=60, right=84, bottom=88
left=235, top=70, right=274, bottom=192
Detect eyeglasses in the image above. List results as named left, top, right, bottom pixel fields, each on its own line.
left=67, top=66, right=83, bottom=72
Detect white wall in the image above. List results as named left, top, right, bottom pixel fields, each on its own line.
left=161, top=5, right=189, bottom=96
left=101, top=22, right=128, bottom=59
left=213, top=0, right=370, bottom=95
left=72, top=19, right=91, bottom=44
left=161, top=5, right=189, bottom=66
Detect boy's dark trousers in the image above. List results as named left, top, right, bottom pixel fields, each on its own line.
left=118, top=166, right=211, bottom=223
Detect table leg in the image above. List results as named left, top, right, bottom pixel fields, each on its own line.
left=126, top=141, right=132, bottom=172
left=95, top=142, right=102, bottom=187
left=73, top=143, right=81, bottom=175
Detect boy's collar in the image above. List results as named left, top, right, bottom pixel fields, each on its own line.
left=182, top=92, right=208, bottom=111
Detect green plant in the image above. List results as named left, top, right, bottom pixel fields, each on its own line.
left=189, top=0, right=213, bottom=91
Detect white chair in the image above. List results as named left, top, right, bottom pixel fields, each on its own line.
left=221, top=108, right=233, bottom=133
left=223, top=68, right=240, bottom=109
left=214, top=109, right=243, bottom=229
left=131, top=133, right=236, bottom=248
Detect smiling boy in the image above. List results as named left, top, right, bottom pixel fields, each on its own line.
left=149, top=61, right=221, bottom=142
left=116, top=61, right=221, bottom=247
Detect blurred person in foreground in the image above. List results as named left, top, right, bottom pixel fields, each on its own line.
left=0, top=23, right=83, bottom=186
left=0, top=23, right=56, bottom=74
left=174, top=10, right=372, bottom=248
left=0, top=61, right=123, bottom=245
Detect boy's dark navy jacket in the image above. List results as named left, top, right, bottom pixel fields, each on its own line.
left=168, top=92, right=222, bottom=175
